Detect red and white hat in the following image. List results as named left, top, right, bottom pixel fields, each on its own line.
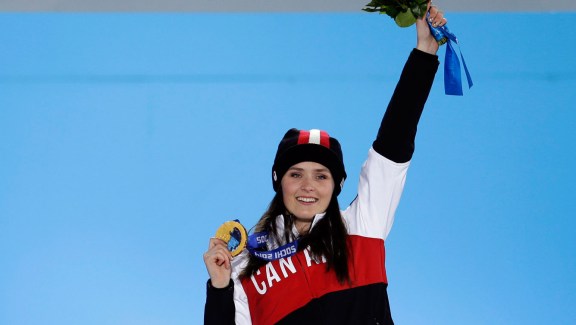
left=272, top=128, right=346, bottom=196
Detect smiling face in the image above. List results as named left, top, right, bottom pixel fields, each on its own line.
left=281, top=161, right=335, bottom=234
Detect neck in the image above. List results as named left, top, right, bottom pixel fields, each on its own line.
left=294, top=219, right=312, bottom=235
left=286, top=212, right=314, bottom=236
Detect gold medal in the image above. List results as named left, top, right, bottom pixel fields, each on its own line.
left=215, top=220, right=248, bottom=257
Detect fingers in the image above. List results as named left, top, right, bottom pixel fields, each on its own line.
left=204, top=238, right=233, bottom=269
left=428, top=4, right=448, bottom=27
left=209, top=237, right=228, bottom=249
left=204, top=247, right=231, bottom=269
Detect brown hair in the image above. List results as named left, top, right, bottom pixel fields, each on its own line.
left=240, top=192, right=351, bottom=284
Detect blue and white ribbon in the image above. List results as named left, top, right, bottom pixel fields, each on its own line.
left=427, top=14, right=473, bottom=96
left=247, top=231, right=299, bottom=262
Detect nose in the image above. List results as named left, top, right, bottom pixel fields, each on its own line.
left=300, top=177, right=315, bottom=191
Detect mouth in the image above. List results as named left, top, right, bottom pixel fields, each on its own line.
left=297, top=197, right=318, bottom=204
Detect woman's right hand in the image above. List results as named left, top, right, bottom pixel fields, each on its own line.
left=203, top=238, right=233, bottom=288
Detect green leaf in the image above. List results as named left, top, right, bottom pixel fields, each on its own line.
left=364, top=0, right=426, bottom=26
left=385, top=6, right=399, bottom=18
left=410, top=5, right=423, bottom=18
left=411, top=0, right=429, bottom=19
left=364, top=0, right=381, bottom=8
left=395, top=9, right=417, bottom=27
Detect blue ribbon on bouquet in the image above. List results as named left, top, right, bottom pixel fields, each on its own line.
left=427, top=14, right=473, bottom=96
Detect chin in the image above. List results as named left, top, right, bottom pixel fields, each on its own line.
left=297, top=212, right=319, bottom=220
left=290, top=211, right=314, bottom=219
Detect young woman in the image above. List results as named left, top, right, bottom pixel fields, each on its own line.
left=204, top=4, right=447, bottom=324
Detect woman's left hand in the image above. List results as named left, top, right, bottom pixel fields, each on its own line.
left=416, top=3, right=448, bottom=55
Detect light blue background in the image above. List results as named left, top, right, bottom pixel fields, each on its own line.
left=1, top=12, right=575, bottom=324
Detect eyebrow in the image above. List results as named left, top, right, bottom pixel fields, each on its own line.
left=288, top=166, right=330, bottom=173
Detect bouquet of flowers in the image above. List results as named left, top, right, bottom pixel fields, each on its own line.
left=363, top=0, right=429, bottom=27
left=363, top=0, right=473, bottom=96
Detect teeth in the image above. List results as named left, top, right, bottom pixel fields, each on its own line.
left=297, top=197, right=317, bottom=203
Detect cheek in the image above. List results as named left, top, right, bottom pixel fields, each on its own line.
left=280, top=180, right=295, bottom=201
left=322, top=182, right=336, bottom=197
left=281, top=190, right=290, bottom=205
left=280, top=179, right=291, bottom=195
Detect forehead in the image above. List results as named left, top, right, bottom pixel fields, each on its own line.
left=288, top=161, right=330, bottom=172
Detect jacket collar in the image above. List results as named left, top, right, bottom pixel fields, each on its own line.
left=275, top=212, right=326, bottom=240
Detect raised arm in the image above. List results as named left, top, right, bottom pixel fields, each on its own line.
left=372, top=5, right=444, bottom=163
left=344, top=5, right=445, bottom=239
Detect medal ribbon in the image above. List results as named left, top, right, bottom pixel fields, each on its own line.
left=247, top=231, right=299, bottom=262
left=427, top=14, right=473, bottom=96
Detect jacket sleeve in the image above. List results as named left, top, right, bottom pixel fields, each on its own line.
left=372, top=48, right=440, bottom=163
left=343, top=49, right=439, bottom=240
left=204, top=279, right=236, bottom=325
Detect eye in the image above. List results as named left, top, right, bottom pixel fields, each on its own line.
left=289, top=172, right=302, bottom=178
left=316, top=174, right=328, bottom=180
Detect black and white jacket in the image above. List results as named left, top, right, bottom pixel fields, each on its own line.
left=205, top=49, right=439, bottom=325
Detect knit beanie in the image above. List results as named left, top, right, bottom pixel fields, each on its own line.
left=272, top=128, right=347, bottom=196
